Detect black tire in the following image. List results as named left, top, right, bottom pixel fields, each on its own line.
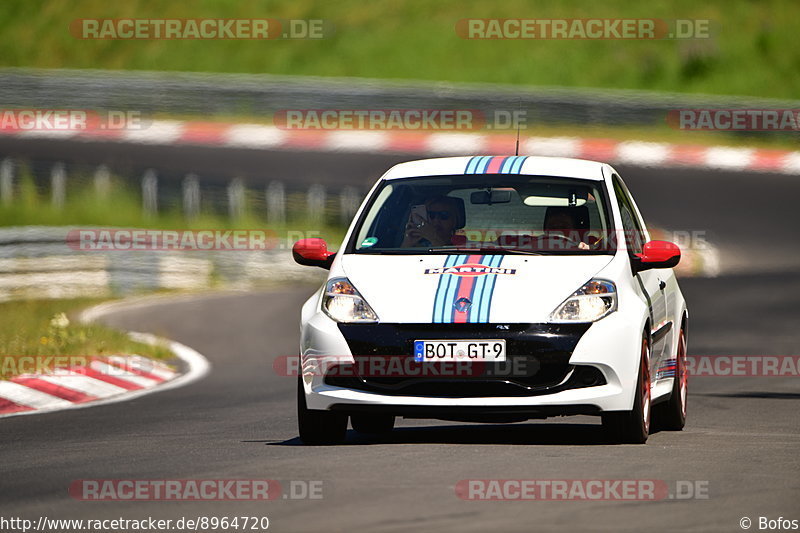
left=351, top=414, right=395, bottom=434
left=655, top=326, right=687, bottom=431
left=602, top=334, right=651, bottom=444
left=297, top=377, right=347, bottom=445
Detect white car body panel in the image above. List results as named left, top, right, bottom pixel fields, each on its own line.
left=380, top=156, right=606, bottom=182
left=297, top=156, right=688, bottom=418
left=339, top=254, right=614, bottom=324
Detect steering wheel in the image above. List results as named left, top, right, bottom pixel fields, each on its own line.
left=589, top=233, right=608, bottom=249
left=541, top=232, right=581, bottom=245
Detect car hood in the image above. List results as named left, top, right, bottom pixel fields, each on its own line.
left=337, top=253, right=614, bottom=324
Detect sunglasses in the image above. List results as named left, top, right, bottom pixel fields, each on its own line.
left=427, top=210, right=452, bottom=221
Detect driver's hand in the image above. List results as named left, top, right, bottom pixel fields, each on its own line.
left=402, top=220, right=426, bottom=246
left=402, top=220, right=450, bottom=247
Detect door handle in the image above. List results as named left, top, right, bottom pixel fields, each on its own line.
left=659, top=280, right=666, bottom=290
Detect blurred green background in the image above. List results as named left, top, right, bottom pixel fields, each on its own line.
left=1, top=0, right=798, bottom=98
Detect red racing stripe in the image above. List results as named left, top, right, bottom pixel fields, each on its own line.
left=485, top=156, right=506, bottom=174
left=452, top=254, right=482, bottom=323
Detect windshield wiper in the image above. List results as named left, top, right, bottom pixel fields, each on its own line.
left=426, top=246, right=548, bottom=256
left=426, top=246, right=484, bottom=253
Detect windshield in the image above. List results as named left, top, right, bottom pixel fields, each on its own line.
left=347, top=174, right=616, bottom=255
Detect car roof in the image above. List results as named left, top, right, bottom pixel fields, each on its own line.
left=381, top=156, right=608, bottom=181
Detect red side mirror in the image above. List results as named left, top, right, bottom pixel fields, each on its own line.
left=292, top=238, right=336, bottom=269
left=636, top=240, right=681, bottom=271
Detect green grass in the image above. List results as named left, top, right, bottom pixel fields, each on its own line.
left=0, top=0, right=798, bottom=99
left=0, top=297, right=173, bottom=379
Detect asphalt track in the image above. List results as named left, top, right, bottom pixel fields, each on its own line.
left=1, top=142, right=799, bottom=532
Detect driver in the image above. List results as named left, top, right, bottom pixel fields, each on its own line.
left=542, top=209, right=590, bottom=250
left=401, top=196, right=461, bottom=247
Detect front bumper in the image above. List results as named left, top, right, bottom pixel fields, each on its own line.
left=327, top=323, right=604, bottom=397
left=300, top=311, right=642, bottom=415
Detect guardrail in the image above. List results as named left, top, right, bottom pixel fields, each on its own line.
left=2, top=68, right=799, bottom=131
left=0, top=227, right=324, bottom=301
left=0, top=156, right=365, bottom=225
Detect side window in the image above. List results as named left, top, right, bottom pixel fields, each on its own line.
left=612, top=175, right=644, bottom=254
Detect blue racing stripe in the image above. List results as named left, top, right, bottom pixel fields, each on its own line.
left=469, top=254, right=502, bottom=323
left=466, top=156, right=479, bottom=174
left=435, top=254, right=464, bottom=323
left=440, top=254, right=466, bottom=322
left=500, top=156, right=516, bottom=173
left=480, top=255, right=505, bottom=323
left=465, top=156, right=480, bottom=174
left=510, top=155, right=528, bottom=174
left=475, top=156, right=491, bottom=173
left=448, top=254, right=484, bottom=322
left=466, top=155, right=528, bottom=175
left=432, top=254, right=458, bottom=322
left=443, top=254, right=463, bottom=322
left=468, top=264, right=490, bottom=322
left=484, top=255, right=505, bottom=315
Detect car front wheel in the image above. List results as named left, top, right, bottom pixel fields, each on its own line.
left=655, top=326, right=687, bottom=430
left=602, top=334, right=651, bottom=444
left=297, top=376, right=348, bottom=445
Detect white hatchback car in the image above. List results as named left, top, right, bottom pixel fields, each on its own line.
left=293, top=156, right=688, bottom=444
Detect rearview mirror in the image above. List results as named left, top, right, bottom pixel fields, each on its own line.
left=635, top=240, right=681, bottom=272
left=292, top=238, right=336, bottom=269
left=471, top=189, right=512, bottom=204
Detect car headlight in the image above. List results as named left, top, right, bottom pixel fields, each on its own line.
left=321, top=277, right=379, bottom=323
left=549, top=279, right=617, bottom=322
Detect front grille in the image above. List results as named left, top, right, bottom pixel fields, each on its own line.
left=330, top=323, right=601, bottom=398
left=325, top=364, right=605, bottom=397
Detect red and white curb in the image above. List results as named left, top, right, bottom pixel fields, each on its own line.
left=0, top=354, right=175, bottom=415
left=2, top=120, right=799, bottom=174
left=0, top=306, right=210, bottom=419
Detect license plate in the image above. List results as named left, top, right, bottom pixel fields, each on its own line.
left=413, top=340, right=506, bottom=362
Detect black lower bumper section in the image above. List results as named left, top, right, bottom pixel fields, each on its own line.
left=325, top=365, right=606, bottom=397
left=328, top=403, right=601, bottom=423
left=333, top=322, right=602, bottom=398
